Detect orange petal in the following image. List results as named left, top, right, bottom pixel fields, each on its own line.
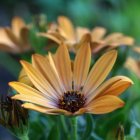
left=12, top=16, right=26, bottom=39
left=86, top=76, right=133, bottom=104
left=73, top=42, right=91, bottom=90
left=12, top=94, right=55, bottom=109
left=125, top=57, right=140, bottom=77
left=4, top=28, right=21, bottom=47
left=54, top=43, right=72, bottom=91
left=86, top=95, right=124, bottom=114
left=9, top=81, right=45, bottom=98
left=75, top=27, right=90, bottom=41
left=32, top=54, right=64, bottom=95
left=133, top=47, right=140, bottom=54
left=22, top=103, right=72, bottom=115
left=20, top=60, right=58, bottom=101
left=103, top=33, right=123, bottom=43
left=0, top=28, right=17, bottom=48
left=75, top=33, right=91, bottom=51
left=112, top=36, right=134, bottom=46
left=83, top=50, right=117, bottom=96
left=58, top=16, right=75, bottom=40
left=91, top=27, right=106, bottom=41
left=38, top=32, right=65, bottom=44
left=20, top=27, right=30, bottom=50
left=18, top=68, right=33, bottom=86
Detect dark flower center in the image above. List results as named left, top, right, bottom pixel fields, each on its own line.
left=58, top=91, right=86, bottom=113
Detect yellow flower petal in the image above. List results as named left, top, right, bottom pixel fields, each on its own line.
left=38, top=32, right=65, bottom=44
left=12, top=17, right=26, bottom=39
left=86, top=95, right=124, bottom=114
left=91, top=27, right=106, bottom=41
left=75, top=33, right=91, bottom=51
left=18, top=68, right=33, bottom=86
left=104, top=33, right=123, bottom=43
left=0, top=28, right=17, bottom=48
left=125, top=57, right=140, bottom=77
left=58, top=16, right=75, bottom=40
left=22, top=103, right=72, bottom=115
left=75, top=27, right=90, bottom=41
left=86, top=76, right=133, bottom=104
left=32, top=54, right=64, bottom=95
left=83, top=50, right=117, bottom=96
left=73, top=42, right=91, bottom=90
left=12, top=94, right=55, bottom=109
left=4, top=28, right=20, bottom=47
left=54, top=43, right=72, bottom=91
left=20, top=60, right=59, bottom=100
left=9, top=81, right=45, bottom=98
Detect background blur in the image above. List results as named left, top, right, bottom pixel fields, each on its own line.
left=0, top=0, right=140, bottom=139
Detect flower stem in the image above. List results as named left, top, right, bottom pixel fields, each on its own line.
left=60, top=115, right=68, bottom=134
left=71, top=116, right=77, bottom=140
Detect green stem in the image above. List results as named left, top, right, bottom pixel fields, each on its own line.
left=19, top=134, right=29, bottom=140
left=60, top=115, right=68, bottom=134
left=71, top=116, right=77, bottom=140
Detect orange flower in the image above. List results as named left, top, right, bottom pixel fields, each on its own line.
left=125, top=57, right=140, bottom=78
left=38, top=16, right=134, bottom=54
left=0, top=17, right=31, bottom=54
left=9, top=43, right=133, bottom=115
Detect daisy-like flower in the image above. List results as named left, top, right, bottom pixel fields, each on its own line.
left=125, top=57, right=140, bottom=78
left=0, top=17, right=31, bottom=54
left=9, top=43, right=133, bottom=115
left=38, top=16, right=134, bottom=54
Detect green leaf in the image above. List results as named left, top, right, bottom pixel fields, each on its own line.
left=0, top=52, right=21, bottom=78
left=47, top=123, right=60, bottom=140
left=125, top=135, right=137, bottom=140
left=29, top=28, right=47, bottom=54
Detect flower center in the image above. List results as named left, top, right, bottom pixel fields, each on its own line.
left=58, top=91, right=86, bottom=113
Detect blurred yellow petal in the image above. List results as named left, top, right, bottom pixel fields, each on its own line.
left=125, top=57, right=140, bottom=77
left=0, top=28, right=17, bottom=48
left=4, top=28, right=20, bottom=47
left=20, top=27, right=30, bottom=50
left=83, top=50, right=117, bottom=96
left=133, top=47, right=140, bottom=54
left=91, top=27, right=106, bottom=41
left=12, top=17, right=26, bottom=38
left=86, top=95, right=124, bottom=114
left=38, top=32, right=65, bottom=44
left=104, top=33, right=123, bottom=43
left=76, top=27, right=90, bottom=41
left=73, top=42, right=91, bottom=90
left=58, top=16, right=75, bottom=40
